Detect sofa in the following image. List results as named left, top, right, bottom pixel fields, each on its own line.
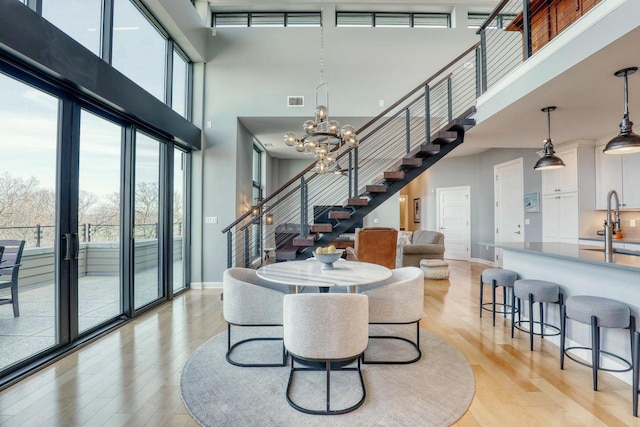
left=398, top=230, right=445, bottom=268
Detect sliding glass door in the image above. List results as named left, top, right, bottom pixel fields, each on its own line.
left=77, top=110, right=123, bottom=333
left=134, top=132, right=162, bottom=309
left=0, top=72, right=60, bottom=371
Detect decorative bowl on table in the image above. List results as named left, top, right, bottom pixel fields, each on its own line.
left=312, top=251, right=342, bottom=270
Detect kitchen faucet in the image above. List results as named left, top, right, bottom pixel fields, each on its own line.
left=604, top=189, right=622, bottom=256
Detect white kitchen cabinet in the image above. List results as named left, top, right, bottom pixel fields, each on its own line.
left=541, top=147, right=578, bottom=195
left=542, top=192, right=579, bottom=243
left=595, top=146, right=640, bottom=209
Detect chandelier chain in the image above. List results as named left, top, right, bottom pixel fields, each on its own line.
left=320, top=0, right=324, bottom=84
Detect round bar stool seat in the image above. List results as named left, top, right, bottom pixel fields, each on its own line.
left=480, top=268, right=519, bottom=327
left=561, top=295, right=636, bottom=391
left=511, top=279, right=563, bottom=351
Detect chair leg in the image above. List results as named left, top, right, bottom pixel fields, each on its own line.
left=633, top=331, right=638, bottom=417
left=528, top=294, right=534, bottom=351
left=591, top=315, right=599, bottom=391
left=560, top=304, right=566, bottom=370
left=511, top=292, right=516, bottom=339
left=326, top=360, right=331, bottom=413
left=539, top=301, right=545, bottom=339
left=492, top=280, right=497, bottom=326
left=11, top=283, right=19, bottom=317
left=479, top=277, right=484, bottom=318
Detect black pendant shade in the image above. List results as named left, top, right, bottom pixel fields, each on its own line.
left=604, top=67, right=640, bottom=154
left=534, top=106, right=565, bottom=171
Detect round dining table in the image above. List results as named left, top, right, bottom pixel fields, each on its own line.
left=256, top=259, right=392, bottom=292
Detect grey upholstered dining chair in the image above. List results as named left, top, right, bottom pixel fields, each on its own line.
left=0, top=240, right=25, bottom=318
left=356, top=266, right=424, bottom=364
left=283, top=293, right=369, bottom=415
left=222, top=267, right=292, bottom=367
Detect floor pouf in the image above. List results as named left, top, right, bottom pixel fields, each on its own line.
left=420, top=259, right=449, bottom=279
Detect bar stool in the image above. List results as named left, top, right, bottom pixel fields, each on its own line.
left=479, top=268, right=519, bottom=326
left=560, top=295, right=636, bottom=391
left=511, top=279, right=564, bottom=351
left=634, top=330, right=639, bottom=417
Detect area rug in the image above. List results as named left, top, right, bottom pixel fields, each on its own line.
left=180, top=326, right=475, bottom=426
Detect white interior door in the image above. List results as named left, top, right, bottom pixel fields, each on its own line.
left=436, top=186, right=470, bottom=261
left=494, top=158, right=525, bottom=266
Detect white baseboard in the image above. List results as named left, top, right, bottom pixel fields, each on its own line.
left=470, top=257, right=495, bottom=267
left=190, top=282, right=222, bottom=289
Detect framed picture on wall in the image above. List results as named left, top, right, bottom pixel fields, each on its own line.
left=413, top=198, right=421, bottom=223
left=524, top=192, right=540, bottom=213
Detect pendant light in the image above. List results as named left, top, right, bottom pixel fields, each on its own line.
left=534, top=106, right=565, bottom=171
left=603, top=67, right=640, bottom=154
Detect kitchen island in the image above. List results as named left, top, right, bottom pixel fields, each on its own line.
left=490, top=242, right=639, bottom=385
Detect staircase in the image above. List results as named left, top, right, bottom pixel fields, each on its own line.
left=223, top=43, right=480, bottom=268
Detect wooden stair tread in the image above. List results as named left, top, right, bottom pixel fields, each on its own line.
left=347, top=198, right=368, bottom=206
left=328, top=210, right=351, bottom=219
left=293, top=235, right=316, bottom=246
left=366, top=184, right=387, bottom=193
left=400, top=157, right=422, bottom=169
left=310, top=223, right=333, bottom=233
left=383, top=171, right=405, bottom=181
left=431, top=131, right=458, bottom=145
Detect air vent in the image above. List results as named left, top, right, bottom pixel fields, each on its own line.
left=263, top=142, right=274, bottom=147
left=288, top=96, right=304, bottom=107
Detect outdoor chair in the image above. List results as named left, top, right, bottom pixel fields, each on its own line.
left=0, top=240, right=26, bottom=317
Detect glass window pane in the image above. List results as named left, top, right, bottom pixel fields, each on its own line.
left=173, top=149, right=186, bottom=293
left=134, top=132, right=161, bottom=309
left=214, top=13, right=248, bottom=27
left=78, top=110, right=123, bottom=332
left=0, top=72, right=59, bottom=371
left=467, top=13, right=489, bottom=29
left=251, top=13, right=284, bottom=27
left=336, top=13, right=373, bottom=27
left=172, top=50, right=188, bottom=118
left=375, top=13, right=410, bottom=28
left=112, top=0, right=167, bottom=102
left=414, top=13, right=450, bottom=28
left=287, top=13, right=321, bottom=27
left=41, top=0, right=102, bottom=56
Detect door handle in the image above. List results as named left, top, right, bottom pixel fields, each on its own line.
left=63, top=233, right=72, bottom=261
left=440, top=227, right=446, bottom=230
left=73, top=233, right=79, bottom=260
left=514, top=231, right=521, bottom=234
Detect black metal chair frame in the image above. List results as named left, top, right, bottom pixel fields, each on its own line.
left=480, top=277, right=519, bottom=326
left=633, top=330, right=639, bottom=417
left=362, top=319, right=421, bottom=364
left=511, top=291, right=564, bottom=351
left=225, top=322, right=287, bottom=368
left=0, top=240, right=25, bottom=318
left=560, top=308, right=635, bottom=391
left=286, top=352, right=366, bottom=415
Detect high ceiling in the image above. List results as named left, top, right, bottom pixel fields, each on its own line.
left=229, top=1, right=640, bottom=160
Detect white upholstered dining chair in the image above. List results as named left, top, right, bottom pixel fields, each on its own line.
left=222, top=267, right=292, bottom=367
left=356, top=266, right=424, bottom=364
left=283, top=293, right=369, bottom=415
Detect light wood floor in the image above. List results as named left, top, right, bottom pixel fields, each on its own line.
left=0, top=260, right=638, bottom=426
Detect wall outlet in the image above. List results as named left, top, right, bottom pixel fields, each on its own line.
left=373, top=218, right=379, bottom=224
left=205, top=216, right=217, bottom=224
left=631, top=219, right=636, bottom=228
left=525, top=218, right=530, bottom=225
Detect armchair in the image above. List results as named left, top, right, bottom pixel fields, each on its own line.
left=401, top=230, right=445, bottom=268
left=0, top=240, right=25, bottom=317
left=345, top=227, right=398, bottom=269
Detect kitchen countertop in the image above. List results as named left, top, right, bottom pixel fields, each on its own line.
left=488, top=242, right=640, bottom=272
left=579, top=235, right=640, bottom=244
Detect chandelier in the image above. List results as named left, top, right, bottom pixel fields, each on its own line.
left=283, top=1, right=358, bottom=174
